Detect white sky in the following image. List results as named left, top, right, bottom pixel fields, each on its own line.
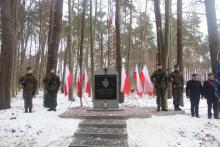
left=63, top=0, right=220, bottom=35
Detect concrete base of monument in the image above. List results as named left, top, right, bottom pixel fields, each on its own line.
left=87, top=107, right=124, bottom=111
left=59, top=106, right=185, bottom=119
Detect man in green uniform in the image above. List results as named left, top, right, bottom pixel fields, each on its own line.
left=151, top=64, right=168, bottom=111
left=43, top=68, right=60, bottom=111
left=169, top=65, right=184, bottom=111
left=19, top=67, right=37, bottom=113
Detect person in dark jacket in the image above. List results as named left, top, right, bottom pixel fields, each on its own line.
left=203, top=73, right=219, bottom=119
left=19, top=67, right=37, bottom=113
left=43, top=68, right=60, bottom=111
left=169, top=65, right=184, bottom=111
left=151, top=64, right=168, bottom=111
left=186, top=74, right=203, bottom=118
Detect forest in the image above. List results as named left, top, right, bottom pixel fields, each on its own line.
left=0, top=0, right=219, bottom=109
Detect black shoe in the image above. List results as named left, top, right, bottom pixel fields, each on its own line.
left=214, top=117, right=220, bottom=119
left=177, top=107, right=182, bottom=111
left=47, top=108, right=53, bottom=111
left=29, top=109, right=32, bottom=113
left=191, top=114, right=195, bottom=117
left=196, top=116, right=200, bottom=118
left=162, top=108, right=168, bottom=111
left=52, top=108, right=56, bottom=111
left=25, top=109, right=28, bottom=113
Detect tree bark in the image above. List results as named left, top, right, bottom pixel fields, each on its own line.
left=205, top=0, right=220, bottom=77
left=0, top=0, right=13, bottom=109
left=46, top=0, right=63, bottom=72
left=79, top=0, right=87, bottom=106
left=67, top=0, right=74, bottom=101
left=154, top=0, right=164, bottom=65
left=115, top=0, right=123, bottom=103
left=177, top=0, right=183, bottom=71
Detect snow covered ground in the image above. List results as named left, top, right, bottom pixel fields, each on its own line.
left=0, top=91, right=220, bottom=147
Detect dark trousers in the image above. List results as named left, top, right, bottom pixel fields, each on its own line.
left=172, top=87, right=182, bottom=108
left=207, top=98, right=219, bottom=118
left=23, top=90, right=33, bottom=111
left=47, top=91, right=57, bottom=110
left=155, top=87, right=167, bottom=109
left=190, top=96, right=200, bottom=117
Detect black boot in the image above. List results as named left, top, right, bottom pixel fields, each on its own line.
left=157, top=107, right=160, bottom=112
left=29, top=108, right=32, bottom=113
left=47, top=108, right=53, bottom=111
left=162, top=108, right=168, bottom=111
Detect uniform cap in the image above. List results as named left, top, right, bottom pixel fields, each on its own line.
left=26, top=66, right=32, bottom=71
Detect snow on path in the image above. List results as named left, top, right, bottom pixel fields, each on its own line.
left=0, top=91, right=81, bottom=147
left=126, top=96, right=220, bottom=147
left=0, top=91, right=220, bottom=147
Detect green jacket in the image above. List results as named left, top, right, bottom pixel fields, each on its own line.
left=150, top=69, right=168, bottom=88
left=43, top=73, right=60, bottom=92
left=169, top=70, right=184, bottom=88
left=19, top=74, right=37, bottom=91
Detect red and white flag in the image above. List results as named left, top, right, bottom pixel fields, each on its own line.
left=64, top=65, right=73, bottom=96
left=76, top=65, right=83, bottom=97
left=134, top=65, right=143, bottom=96
left=120, top=67, right=131, bottom=95
left=140, top=64, right=154, bottom=96
left=84, top=68, right=91, bottom=96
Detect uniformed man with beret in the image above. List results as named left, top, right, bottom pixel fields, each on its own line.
left=19, top=67, right=37, bottom=113
left=169, top=65, right=184, bottom=111
left=151, top=64, right=168, bottom=111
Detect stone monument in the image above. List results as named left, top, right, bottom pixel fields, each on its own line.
left=92, top=68, right=119, bottom=110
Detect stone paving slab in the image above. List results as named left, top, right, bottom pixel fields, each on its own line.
left=79, top=119, right=126, bottom=128
left=69, top=137, right=128, bottom=147
left=74, top=127, right=127, bottom=139
left=59, top=106, right=185, bottom=119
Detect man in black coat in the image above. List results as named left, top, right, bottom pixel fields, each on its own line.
left=203, top=73, right=219, bottom=119
left=186, top=74, right=203, bottom=118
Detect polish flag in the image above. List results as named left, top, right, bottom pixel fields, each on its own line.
left=120, top=67, right=131, bottom=95
left=84, top=68, right=91, bottom=96
left=76, top=65, right=83, bottom=97
left=64, top=65, right=73, bottom=96
left=134, top=65, right=143, bottom=96
left=140, top=65, right=154, bottom=96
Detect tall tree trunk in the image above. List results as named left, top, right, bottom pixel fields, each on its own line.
left=90, top=0, right=97, bottom=100
left=154, top=0, right=164, bottom=65
left=177, top=0, right=184, bottom=106
left=177, top=0, right=183, bottom=71
left=67, top=0, right=74, bottom=101
left=10, top=0, right=18, bottom=97
left=163, top=0, right=171, bottom=68
left=47, top=0, right=63, bottom=72
left=139, top=0, right=148, bottom=68
left=205, top=0, right=220, bottom=77
left=79, top=0, right=87, bottom=107
left=0, top=0, right=13, bottom=109
left=115, top=0, right=123, bottom=103
left=126, top=0, right=132, bottom=72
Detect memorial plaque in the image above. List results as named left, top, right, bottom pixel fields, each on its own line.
left=92, top=69, right=119, bottom=109
left=95, top=75, right=117, bottom=100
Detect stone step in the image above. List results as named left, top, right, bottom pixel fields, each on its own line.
left=74, top=127, right=127, bottom=139
left=69, top=136, right=128, bottom=147
left=79, top=119, right=127, bottom=128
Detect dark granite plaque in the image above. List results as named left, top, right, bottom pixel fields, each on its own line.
left=95, top=75, right=117, bottom=100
